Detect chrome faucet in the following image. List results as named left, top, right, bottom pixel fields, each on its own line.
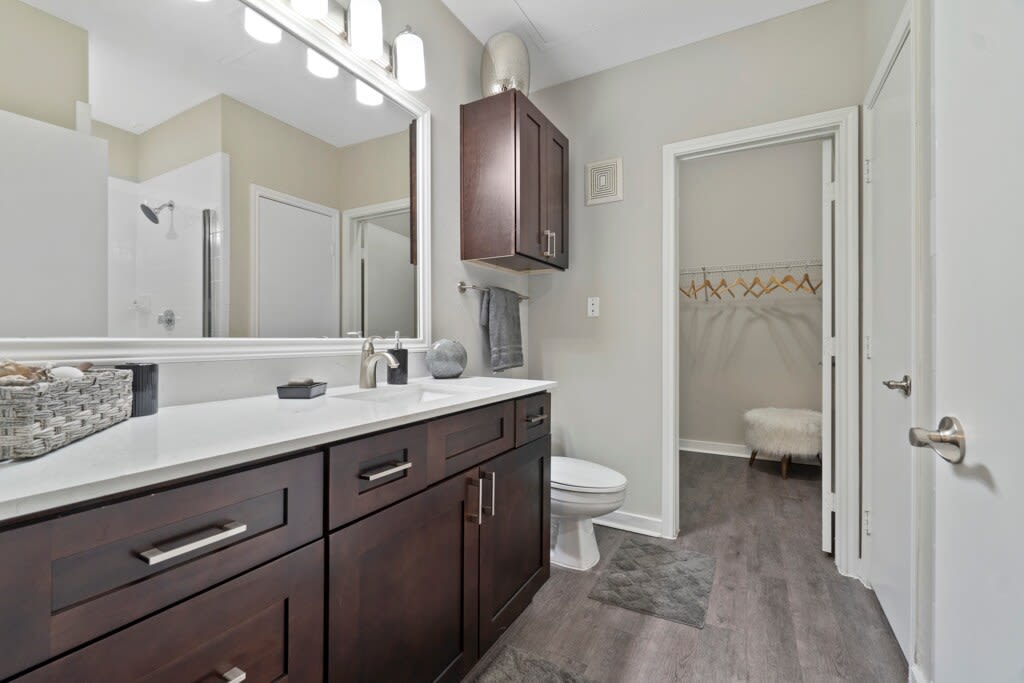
left=359, top=336, right=400, bottom=389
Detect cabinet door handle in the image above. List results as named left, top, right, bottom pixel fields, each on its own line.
left=525, top=413, right=548, bottom=425
left=543, top=230, right=556, bottom=257
left=359, top=461, right=412, bottom=481
left=138, top=521, right=247, bottom=566
left=483, top=472, right=497, bottom=517
left=467, top=477, right=482, bottom=525
left=221, top=667, right=247, bottom=683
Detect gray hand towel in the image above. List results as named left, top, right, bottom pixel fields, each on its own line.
left=480, top=287, right=524, bottom=372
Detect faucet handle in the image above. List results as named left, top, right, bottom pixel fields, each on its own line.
left=361, top=336, right=384, bottom=354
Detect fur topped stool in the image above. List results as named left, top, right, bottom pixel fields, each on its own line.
left=744, top=408, right=822, bottom=479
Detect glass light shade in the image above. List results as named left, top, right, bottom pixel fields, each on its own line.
left=306, top=49, right=339, bottom=79
left=291, top=0, right=327, bottom=19
left=395, top=30, right=426, bottom=91
left=355, top=79, right=383, bottom=106
left=349, top=0, right=383, bottom=59
left=244, top=8, right=282, bottom=44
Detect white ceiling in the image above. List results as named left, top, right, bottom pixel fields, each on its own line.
left=441, top=0, right=831, bottom=91
left=22, top=0, right=411, bottom=148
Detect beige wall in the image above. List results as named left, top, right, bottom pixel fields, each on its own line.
left=0, top=0, right=87, bottom=130
left=92, top=121, right=139, bottom=181
left=137, top=96, right=223, bottom=182
left=863, top=0, right=907, bottom=88
left=528, top=0, right=865, bottom=520
left=337, top=129, right=409, bottom=217
left=678, top=140, right=823, bottom=446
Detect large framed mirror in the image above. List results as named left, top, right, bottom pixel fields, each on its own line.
left=0, top=0, right=431, bottom=362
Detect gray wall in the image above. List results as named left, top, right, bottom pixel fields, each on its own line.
left=678, top=140, right=824, bottom=446
left=528, top=0, right=866, bottom=520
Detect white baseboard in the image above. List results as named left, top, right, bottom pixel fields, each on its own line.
left=593, top=510, right=664, bottom=538
left=678, top=438, right=784, bottom=462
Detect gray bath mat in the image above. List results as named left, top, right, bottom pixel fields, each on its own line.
left=476, top=647, right=598, bottom=683
left=588, top=537, right=715, bottom=628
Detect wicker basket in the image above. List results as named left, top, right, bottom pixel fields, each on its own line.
left=0, top=369, right=133, bottom=460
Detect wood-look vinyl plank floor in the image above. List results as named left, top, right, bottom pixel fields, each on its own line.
left=467, top=451, right=907, bottom=683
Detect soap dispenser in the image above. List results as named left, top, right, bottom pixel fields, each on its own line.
left=387, top=331, right=408, bottom=385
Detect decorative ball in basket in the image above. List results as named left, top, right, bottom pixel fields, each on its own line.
left=0, top=362, right=133, bottom=460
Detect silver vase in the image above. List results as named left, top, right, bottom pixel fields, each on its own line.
left=481, top=32, right=530, bottom=97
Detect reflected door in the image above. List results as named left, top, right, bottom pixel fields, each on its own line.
left=362, top=218, right=415, bottom=338
left=256, top=193, right=340, bottom=338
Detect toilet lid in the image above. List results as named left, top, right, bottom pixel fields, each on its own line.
left=551, top=457, right=627, bottom=493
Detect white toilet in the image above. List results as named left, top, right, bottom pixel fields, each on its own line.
left=550, top=457, right=628, bottom=571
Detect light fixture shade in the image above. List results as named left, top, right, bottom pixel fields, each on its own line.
left=356, top=79, right=384, bottom=106
left=291, top=0, right=327, bottom=20
left=395, top=30, right=426, bottom=91
left=244, top=8, right=282, bottom=44
left=306, top=48, right=339, bottom=79
left=349, top=0, right=383, bottom=59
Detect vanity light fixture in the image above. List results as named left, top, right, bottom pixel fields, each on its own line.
left=306, top=48, right=339, bottom=78
left=393, top=27, right=425, bottom=92
left=244, top=7, right=282, bottom=44
left=291, top=0, right=328, bottom=20
left=355, top=79, right=383, bottom=106
left=349, top=0, right=383, bottom=60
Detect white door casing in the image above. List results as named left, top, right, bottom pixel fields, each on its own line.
left=863, top=8, right=915, bottom=662
left=821, top=138, right=836, bottom=555
left=661, top=108, right=861, bottom=578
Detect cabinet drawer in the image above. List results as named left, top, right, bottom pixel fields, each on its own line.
left=329, top=423, right=428, bottom=529
left=427, top=401, right=516, bottom=482
left=515, top=393, right=552, bottom=446
left=0, top=453, right=323, bottom=680
left=15, top=541, right=324, bottom=683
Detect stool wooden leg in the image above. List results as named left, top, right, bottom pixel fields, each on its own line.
left=749, top=450, right=758, bottom=467
left=781, top=455, right=790, bottom=479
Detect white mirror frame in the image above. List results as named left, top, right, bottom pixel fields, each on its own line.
left=0, top=0, right=431, bottom=364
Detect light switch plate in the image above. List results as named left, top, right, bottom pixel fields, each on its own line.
left=587, top=297, right=600, bottom=317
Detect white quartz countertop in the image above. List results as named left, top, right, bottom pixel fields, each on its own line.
left=0, top=376, right=555, bottom=524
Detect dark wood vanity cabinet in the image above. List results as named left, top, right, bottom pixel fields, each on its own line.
left=461, top=90, right=569, bottom=271
left=0, top=392, right=552, bottom=683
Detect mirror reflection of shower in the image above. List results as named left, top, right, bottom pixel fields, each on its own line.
left=140, top=200, right=177, bottom=239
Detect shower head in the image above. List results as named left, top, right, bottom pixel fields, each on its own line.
left=141, top=201, right=175, bottom=224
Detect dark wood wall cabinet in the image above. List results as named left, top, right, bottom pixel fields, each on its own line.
left=461, top=89, right=569, bottom=271
left=0, top=392, right=552, bottom=683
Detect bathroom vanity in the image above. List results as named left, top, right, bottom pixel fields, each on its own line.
left=0, top=378, right=554, bottom=682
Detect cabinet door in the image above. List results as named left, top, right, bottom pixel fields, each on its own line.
left=544, top=123, right=569, bottom=269
left=330, top=471, right=481, bottom=683
left=479, top=436, right=551, bottom=653
left=515, top=91, right=546, bottom=262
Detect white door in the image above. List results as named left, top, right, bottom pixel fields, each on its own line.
left=362, top=220, right=416, bottom=338
left=256, top=193, right=339, bottom=338
left=864, top=27, right=914, bottom=660
left=930, top=0, right=1024, bottom=679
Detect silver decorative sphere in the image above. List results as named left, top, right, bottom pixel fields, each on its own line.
left=481, top=32, right=530, bottom=97
left=425, top=339, right=468, bottom=379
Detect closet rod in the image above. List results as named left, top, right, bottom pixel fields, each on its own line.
left=680, top=258, right=823, bottom=277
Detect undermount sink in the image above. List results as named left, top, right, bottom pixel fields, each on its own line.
left=334, top=384, right=462, bottom=407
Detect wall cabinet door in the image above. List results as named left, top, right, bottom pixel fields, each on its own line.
left=478, top=436, right=551, bottom=653
left=330, top=471, right=481, bottom=683
left=543, top=125, right=569, bottom=269
left=515, top=93, right=547, bottom=263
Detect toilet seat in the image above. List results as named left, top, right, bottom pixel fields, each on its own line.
left=551, top=457, right=627, bottom=494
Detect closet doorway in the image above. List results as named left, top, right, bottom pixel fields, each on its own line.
left=661, top=109, right=861, bottom=578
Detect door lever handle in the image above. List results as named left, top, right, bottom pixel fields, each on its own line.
left=883, top=375, right=912, bottom=396
left=909, top=416, right=966, bottom=464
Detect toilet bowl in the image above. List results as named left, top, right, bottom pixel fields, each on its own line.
left=550, top=457, right=627, bottom=571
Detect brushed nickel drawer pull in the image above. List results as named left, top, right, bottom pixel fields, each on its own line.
left=483, top=471, right=497, bottom=517
left=525, top=414, right=548, bottom=425
left=221, top=667, right=247, bottom=683
left=138, top=521, right=247, bottom=566
left=359, top=461, right=413, bottom=481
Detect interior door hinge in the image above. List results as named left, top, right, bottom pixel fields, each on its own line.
left=864, top=159, right=872, bottom=184
left=825, top=492, right=836, bottom=512
left=823, top=182, right=836, bottom=202
left=863, top=510, right=872, bottom=536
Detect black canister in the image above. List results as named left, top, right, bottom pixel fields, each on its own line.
left=116, top=363, right=159, bottom=416
left=387, top=331, right=408, bottom=385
